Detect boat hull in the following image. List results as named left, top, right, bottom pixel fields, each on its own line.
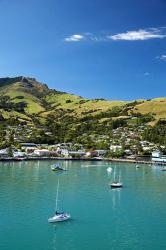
left=51, top=166, right=65, bottom=171
left=48, top=213, right=71, bottom=223
left=110, top=183, right=123, bottom=188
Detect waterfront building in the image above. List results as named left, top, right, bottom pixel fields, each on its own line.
left=34, top=149, right=50, bottom=156
left=110, top=145, right=122, bottom=152
left=152, top=150, right=166, bottom=163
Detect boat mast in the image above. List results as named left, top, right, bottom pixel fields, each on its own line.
left=55, top=179, right=60, bottom=211
left=119, top=171, right=121, bottom=183
left=114, top=165, right=116, bottom=181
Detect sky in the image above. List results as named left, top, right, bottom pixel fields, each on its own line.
left=0, top=0, right=166, bottom=100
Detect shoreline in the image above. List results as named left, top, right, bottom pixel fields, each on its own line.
left=0, top=156, right=166, bottom=165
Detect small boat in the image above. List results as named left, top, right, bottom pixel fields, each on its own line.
left=110, top=167, right=123, bottom=189
left=107, top=167, right=113, bottom=173
left=51, top=163, right=66, bottom=171
left=136, top=164, right=140, bottom=169
left=162, top=167, right=166, bottom=171
left=48, top=180, right=71, bottom=223
left=48, top=212, right=71, bottom=223
left=110, top=181, right=123, bottom=188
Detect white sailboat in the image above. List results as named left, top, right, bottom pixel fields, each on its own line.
left=110, top=166, right=123, bottom=188
left=51, top=163, right=66, bottom=171
left=107, top=167, right=113, bottom=173
left=48, top=180, right=71, bottom=223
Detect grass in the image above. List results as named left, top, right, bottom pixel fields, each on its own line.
left=45, top=92, right=127, bottom=117
left=0, top=82, right=45, bottom=114
left=133, top=98, right=166, bottom=120
left=0, top=78, right=166, bottom=125
left=0, top=109, right=32, bottom=121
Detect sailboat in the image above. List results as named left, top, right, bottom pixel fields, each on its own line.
left=107, top=167, right=113, bottom=173
left=110, top=167, right=123, bottom=188
left=48, top=180, right=71, bottom=223
left=51, top=163, right=66, bottom=171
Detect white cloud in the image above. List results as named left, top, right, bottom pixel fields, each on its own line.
left=108, top=28, right=166, bottom=41
left=64, top=33, right=103, bottom=42
left=144, top=72, right=150, bottom=76
left=64, top=34, right=84, bottom=42
left=157, top=54, right=166, bottom=61
left=64, top=27, right=166, bottom=43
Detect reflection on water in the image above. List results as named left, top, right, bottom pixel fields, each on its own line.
left=81, top=164, right=107, bottom=168
left=52, top=225, right=57, bottom=250
left=111, top=188, right=121, bottom=210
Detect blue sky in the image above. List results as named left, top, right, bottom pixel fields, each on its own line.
left=0, top=0, right=166, bottom=100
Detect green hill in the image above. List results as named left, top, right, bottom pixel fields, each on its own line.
left=0, top=76, right=166, bottom=123
left=0, top=76, right=165, bottom=146
left=0, top=76, right=127, bottom=123
left=132, top=98, right=166, bottom=120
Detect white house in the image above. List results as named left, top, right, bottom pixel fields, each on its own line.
left=124, top=149, right=132, bottom=155
left=13, top=151, right=26, bottom=158
left=60, top=149, right=86, bottom=158
left=110, top=145, right=122, bottom=152
left=0, top=148, right=9, bottom=157
left=34, top=149, right=50, bottom=156
left=142, top=146, right=151, bottom=152
left=60, top=149, right=70, bottom=157
left=69, top=150, right=86, bottom=157
left=152, top=150, right=166, bottom=162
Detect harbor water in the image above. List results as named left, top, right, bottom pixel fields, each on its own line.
left=0, top=160, right=166, bottom=250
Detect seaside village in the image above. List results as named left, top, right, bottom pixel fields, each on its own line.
left=0, top=124, right=166, bottom=163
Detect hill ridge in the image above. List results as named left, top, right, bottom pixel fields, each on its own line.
left=0, top=76, right=165, bottom=124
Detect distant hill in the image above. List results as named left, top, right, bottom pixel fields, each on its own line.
left=0, top=76, right=165, bottom=129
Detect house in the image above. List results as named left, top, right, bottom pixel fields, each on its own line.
left=124, top=149, right=132, bottom=155
left=69, top=150, right=86, bottom=158
left=86, top=151, right=97, bottom=157
left=94, top=150, right=107, bottom=156
left=0, top=148, right=9, bottom=158
left=25, top=147, right=38, bottom=154
left=110, top=145, right=122, bottom=152
left=34, top=149, right=50, bottom=156
left=60, top=149, right=69, bottom=157
left=56, top=143, right=73, bottom=153
left=13, top=151, right=26, bottom=158
left=60, top=149, right=86, bottom=158
left=142, top=146, right=151, bottom=152
left=152, top=150, right=166, bottom=163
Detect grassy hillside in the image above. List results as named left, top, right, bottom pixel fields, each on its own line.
left=44, top=92, right=127, bottom=118
left=132, top=98, right=166, bottom=120
left=0, top=76, right=165, bottom=127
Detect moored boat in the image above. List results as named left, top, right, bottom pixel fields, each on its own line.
left=107, top=167, right=113, bottom=173
left=51, top=163, right=66, bottom=171
left=48, top=180, right=71, bottom=223
left=110, top=181, right=123, bottom=188
left=48, top=212, right=71, bottom=223
left=109, top=167, right=123, bottom=189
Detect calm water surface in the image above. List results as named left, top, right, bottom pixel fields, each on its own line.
left=0, top=161, right=166, bottom=250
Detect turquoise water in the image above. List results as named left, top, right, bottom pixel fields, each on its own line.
left=0, top=161, right=166, bottom=250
